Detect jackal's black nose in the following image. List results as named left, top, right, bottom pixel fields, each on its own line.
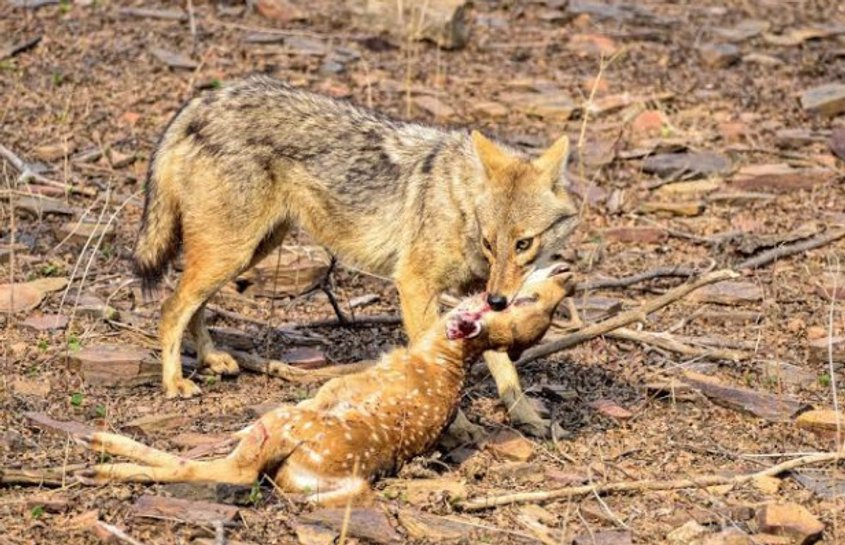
left=487, top=293, right=508, bottom=311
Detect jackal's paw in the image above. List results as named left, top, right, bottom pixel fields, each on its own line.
left=507, top=397, right=555, bottom=438
left=164, top=378, right=202, bottom=399
left=202, top=351, right=240, bottom=376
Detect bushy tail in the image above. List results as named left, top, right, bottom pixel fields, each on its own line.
left=133, top=166, right=180, bottom=294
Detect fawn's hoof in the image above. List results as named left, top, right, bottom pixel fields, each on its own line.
left=164, top=378, right=202, bottom=399
left=203, top=351, right=240, bottom=376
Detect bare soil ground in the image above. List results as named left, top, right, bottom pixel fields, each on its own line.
left=1, top=1, right=845, bottom=544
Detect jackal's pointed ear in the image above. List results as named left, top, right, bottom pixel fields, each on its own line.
left=533, top=134, right=570, bottom=185
left=472, top=130, right=511, bottom=180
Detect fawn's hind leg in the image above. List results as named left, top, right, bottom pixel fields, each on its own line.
left=186, top=222, right=290, bottom=377
left=77, top=458, right=258, bottom=486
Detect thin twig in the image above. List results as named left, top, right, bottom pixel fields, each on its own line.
left=458, top=451, right=845, bottom=510
left=736, top=228, right=845, bottom=270
left=607, top=327, right=748, bottom=361
left=0, top=142, right=96, bottom=196
left=516, top=269, right=738, bottom=365
left=231, top=349, right=373, bottom=383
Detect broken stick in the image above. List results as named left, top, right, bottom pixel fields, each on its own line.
left=458, top=450, right=845, bottom=510
left=736, top=228, right=845, bottom=270
left=516, top=269, right=738, bottom=366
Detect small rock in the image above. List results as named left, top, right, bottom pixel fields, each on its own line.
left=163, top=482, right=253, bottom=506
left=718, top=121, right=748, bottom=142
left=69, top=344, right=159, bottom=387
left=655, top=179, right=722, bottom=197
left=253, top=0, right=305, bottom=22
left=603, top=226, right=667, bottom=244
left=54, top=221, right=115, bottom=247
left=413, top=95, right=456, bottom=121
left=807, top=336, right=845, bottom=364
left=742, top=53, right=784, bottom=66
left=346, top=0, right=469, bottom=50
left=644, top=381, right=695, bottom=401
left=796, top=410, right=845, bottom=433
left=75, top=294, right=119, bottom=321
left=713, top=20, right=770, bottom=42
left=486, top=429, right=535, bottom=461
left=830, top=127, right=845, bottom=161
left=487, top=461, right=543, bottom=481
left=285, top=36, right=327, bottom=56
left=150, top=47, right=198, bottom=70
left=643, top=151, right=732, bottom=179
left=698, top=528, right=754, bottom=545
left=499, top=91, right=577, bottom=122
left=698, top=43, right=741, bottom=68
left=806, top=326, right=827, bottom=340
left=775, top=128, right=821, bottom=149
left=34, top=142, right=76, bottom=162
left=239, top=246, right=330, bottom=298
left=573, top=529, right=633, bottom=545
left=732, top=163, right=835, bottom=192
left=471, top=101, right=509, bottom=119
left=707, top=190, right=776, bottom=205
left=14, top=195, right=76, bottom=217
left=631, top=110, right=667, bottom=137
left=26, top=494, right=69, bottom=513
left=757, top=503, right=825, bottom=545
left=397, top=509, right=476, bottom=541
left=295, top=523, right=338, bottom=545
left=302, top=508, right=400, bottom=544
left=349, top=293, right=380, bottom=308
left=691, top=281, right=763, bottom=305
left=754, top=475, right=782, bottom=495
left=682, top=371, right=810, bottom=422
left=0, top=277, right=67, bottom=313
left=667, top=520, right=708, bottom=544
left=124, top=413, right=190, bottom=436
left=588, top=398, right=633, bottom=419
left=209, top=327, right=256, bottom=351
left=20, top=313, right=69, bottom=331
left=761, top=361, right=816, bottom=388
left=131, top=495, right=239, bottom=526
left=384, top=477, right=467, bottom=504
left=801, top=83, right=845, bottom=117
left=640, top=200, right=705, bottom=217
left=12, top=377, right=51, bottom=397
left=569, top=33, right=618, bottom=56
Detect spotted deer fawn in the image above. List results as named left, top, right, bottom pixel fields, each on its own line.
left=75, top=265, right=574, bottom=505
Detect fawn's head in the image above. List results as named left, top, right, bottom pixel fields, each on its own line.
left=445, top=263, right=575, bottom=361
left=471, top=131, right=580, bottom=312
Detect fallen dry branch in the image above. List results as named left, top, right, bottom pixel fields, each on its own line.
left=517, top=269, right=738, bottom=365
left=457, top=451, right=845, bottom=511
left=231, top=349, right=373, bottom=383
left=736, top=228, right=845, bottom=270
left=607, top=327, right=748, bottom=362
left=0, top=143, right=96, bottom=197
left=0, top=465, right=85, bottom=487
left=577, top=265, right=701, bottom=291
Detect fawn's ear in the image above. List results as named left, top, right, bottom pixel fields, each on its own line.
left=446, top=311, right=483, bottom=340
left=472, top=130, right=512, bottom=181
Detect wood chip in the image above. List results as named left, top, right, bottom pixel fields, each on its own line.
left=732, top=163, right=835, bottom=192
left=20, top=312, right=69, bottom=331
left=397, top=509, right=477, bottom=541
left=796, top=410, right=845, bottom=433
left=643, top=151, right=732, bottom=179
left=24, top=412, right=96, bottom=437
left=486, top=429, right=535, bottom=461
left=384, top=477, right=467, bottom=504
left=800, top=83, right=845, bottom=117
left=588, top=398, right=634, bottom=419
left=807, top=336, right=845, bottom=364
left=681, top=371, right=810, bottom=422
left=0, top=277, right=67, bottom=313
left=239, top=245, right=330, bottom=298
left=0, top=35, right=41, bottom=60
left=640, top=200, right=705, bottom=217
left=603, top=226, right=667, bottom=244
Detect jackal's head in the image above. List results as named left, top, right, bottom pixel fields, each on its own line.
left=471, top=131, right=579, bottom=311
left=446, top=263, right=575, bottom=361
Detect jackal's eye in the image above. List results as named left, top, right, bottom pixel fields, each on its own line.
left=515, top=238, right=533, bottom=253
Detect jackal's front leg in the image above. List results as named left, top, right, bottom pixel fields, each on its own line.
left=484, top=351, right=556, bottom=438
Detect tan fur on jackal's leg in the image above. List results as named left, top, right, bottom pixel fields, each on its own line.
left=188, top=302, right=239, bottom=375
left=160, top=235, right=257, bottom=398
left=483, top=351, right=551, bottom=437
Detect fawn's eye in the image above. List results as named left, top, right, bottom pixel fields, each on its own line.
left=515, top=238, right=533, bottom=253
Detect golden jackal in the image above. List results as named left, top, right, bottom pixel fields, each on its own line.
left=136, top=76, right=578, bottom=434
